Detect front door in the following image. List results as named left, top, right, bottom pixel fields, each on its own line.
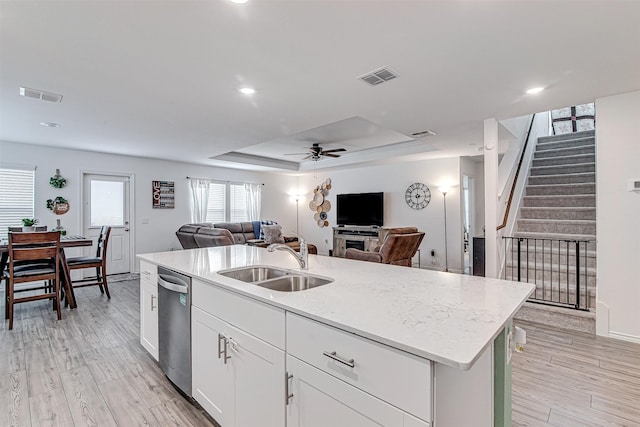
left=82, top=173, right=131, bottom=275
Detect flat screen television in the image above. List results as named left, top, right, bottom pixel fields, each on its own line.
left=336, top=192, right=384, bottom=227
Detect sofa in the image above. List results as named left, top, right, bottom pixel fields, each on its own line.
left=176, top=222, right=317, bottom=254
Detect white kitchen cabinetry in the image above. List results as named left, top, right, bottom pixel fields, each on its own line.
left=192, top=285, right=285, bottom=427
left=286, top=354, right=403, bottom=427
left=286, top=312, right=431, bottom=426
left=139, top=260, right=158, bottom=360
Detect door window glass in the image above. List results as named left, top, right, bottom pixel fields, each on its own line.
left=91, top=180, right=124, bottom=226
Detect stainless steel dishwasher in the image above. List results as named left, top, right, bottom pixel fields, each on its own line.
left=157, top=266, right=191, bottom=397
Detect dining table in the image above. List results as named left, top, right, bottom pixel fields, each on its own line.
left=0, top=235, right=93, bottom=309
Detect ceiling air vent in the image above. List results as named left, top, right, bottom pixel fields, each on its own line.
left=358, top=67, right=398, bottom=86
left=19, top=86, right=63, bottom=103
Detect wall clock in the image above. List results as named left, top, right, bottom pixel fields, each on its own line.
left=405, top=183, right=431, bottom=210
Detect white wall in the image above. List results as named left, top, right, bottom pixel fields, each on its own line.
left=297, top=158, right=464, bottom=272
left=0, top=140, right=293, bottom=270
left=595, top=90, right=640, bottom=343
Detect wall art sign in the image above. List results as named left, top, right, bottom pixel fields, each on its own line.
left=152, top=180, right=175, bottom=209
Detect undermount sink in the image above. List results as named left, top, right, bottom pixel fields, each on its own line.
left=256, top=275, right=333, bottom=292
left=218, top=266, right=290, bottom=282
left=218, top=266, right=333, bottom=292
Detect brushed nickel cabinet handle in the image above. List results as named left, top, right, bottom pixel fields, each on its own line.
left=150, top=295, right=156, bottom=311
left=218, top=333, right=225, bottom=360
left=285, top=373, right=293, bottom=405
left=222, top=337, right=231, bottom=364
left=323, top=351, right=355, bottom=368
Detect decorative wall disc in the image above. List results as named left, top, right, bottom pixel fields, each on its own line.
left=309, top=177, right=332, bottom=228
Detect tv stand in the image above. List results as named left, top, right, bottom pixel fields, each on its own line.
left=332, top=226, right=380, bottom=258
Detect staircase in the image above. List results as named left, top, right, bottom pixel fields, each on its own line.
left=508, top=130, right=596, bottom=333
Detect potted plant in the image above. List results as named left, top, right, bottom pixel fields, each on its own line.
left=21, top=218, right=39, bottom=231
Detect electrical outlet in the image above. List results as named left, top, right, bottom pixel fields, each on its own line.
left=430, top=249, right=435, bottom=256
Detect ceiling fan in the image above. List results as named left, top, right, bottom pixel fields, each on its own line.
left=285, top=143, right=346, bottom=161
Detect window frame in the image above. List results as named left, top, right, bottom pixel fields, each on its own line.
left=0, top=164, right=36, bottom=239
left=205, top=181, right=249, bottom=223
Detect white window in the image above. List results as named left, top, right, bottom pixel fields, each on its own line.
left=0, top=165, right=35, bottom=239
left=205, top=182, right=248, bottom=223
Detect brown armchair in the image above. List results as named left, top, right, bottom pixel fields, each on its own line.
left=345, top=227, right=425, bottom=267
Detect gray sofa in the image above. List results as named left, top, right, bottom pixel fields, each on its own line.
left=176, top=222, right=317, bottom=254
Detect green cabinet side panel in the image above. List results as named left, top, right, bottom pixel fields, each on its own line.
left=494, top=321, right=512, bottom=427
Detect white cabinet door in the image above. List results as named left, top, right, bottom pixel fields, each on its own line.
left=193, top=306, right=285, bottom=427
left=192, top=306, right=232, bottom=426
left=228, top=323, right=285, bottom=427
left=140, top=280, right=158, bottom=360
left=286, top=355, right=405, bottom=427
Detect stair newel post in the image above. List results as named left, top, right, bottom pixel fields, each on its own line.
left=575, top=240, right=581, bottom=309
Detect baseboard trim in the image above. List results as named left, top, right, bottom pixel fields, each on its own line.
left=608, top=331, right=640, bottom=344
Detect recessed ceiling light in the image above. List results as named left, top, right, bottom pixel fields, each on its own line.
left=238, top=87, right=256, bottom=95
left=526, top=87, right=544, bottom=94
left=40, top=122, right=61, bottom=128
left=229, top=0, right=248, bottom=4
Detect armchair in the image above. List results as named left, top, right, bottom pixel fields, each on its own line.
left=345, top=227, right=425, bottom=267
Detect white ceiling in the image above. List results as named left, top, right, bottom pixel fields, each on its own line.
left=1, top=1, right=639, bottom=172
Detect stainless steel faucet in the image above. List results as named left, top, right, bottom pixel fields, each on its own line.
left=267, top=236, right=308, bottom=270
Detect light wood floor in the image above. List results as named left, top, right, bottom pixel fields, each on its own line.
left=0, top=279, right=216, bottom=427
left=1, top=279, right=639, bottom=426
left=512, top=320, right=640, bottom=426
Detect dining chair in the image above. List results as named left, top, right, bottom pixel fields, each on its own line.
left=3, top=231, right=61, bottom=330
left=66, top=226, right=112, bottom=298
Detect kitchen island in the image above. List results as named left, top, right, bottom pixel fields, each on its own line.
left=139, top=245, right=534, bottom=427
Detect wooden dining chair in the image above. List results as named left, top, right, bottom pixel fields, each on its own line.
left=3, top=231, right=61, bottom=330
left=66, top=226, right=112, bottom=298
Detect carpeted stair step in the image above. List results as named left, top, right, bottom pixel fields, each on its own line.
left=532, top=153, right=595, bottom=167
left=514, top=230, right=595, bottom=240
left=526, top=183, right=595, bottom=196
left=506, top=246, right=597, bottom=268
left=517, top=219, right=596, bottom=235
left=528, top=172, right=595, bottom=185
left=504, top=264, right=597, bottom=287
left=529, top=163, right=595, bottom=176
left=537, top=137, right=595, bottom=152
left=515, top=303, right=595, bottom=334
left=522, top=194, right=595, bottom=208
left=519, top=207, right=595, bottom=220
left=537, top=130, right=594, bottom=144
left=534, top=144, right=595, bottom=158
left=505, top=280, right=596, bottom=308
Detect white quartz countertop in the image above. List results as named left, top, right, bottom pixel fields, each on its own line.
left=138, top=245, right=534, bottom=370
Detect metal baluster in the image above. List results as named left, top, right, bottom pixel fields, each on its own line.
left=566, top=240, right=570, bottom=305
left=542, top=240, right=547, bottom=300
left=576, top=240, right=581, bottom=310
left=517, top=238, right=522, bottom=282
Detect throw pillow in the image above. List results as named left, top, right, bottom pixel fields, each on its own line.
left=262, top=224, right=285, bottom=244
left=259, top=219, right=277, bottom=240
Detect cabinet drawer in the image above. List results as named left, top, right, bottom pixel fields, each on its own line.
left=286, top=313, right=432, bottom=422
left=192, top=278, right=285, bottom=349
left=140, top=260, right=157, bottom=286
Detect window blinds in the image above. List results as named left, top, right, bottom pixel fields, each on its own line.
left=204, top=182, right=249, bottom=223
left=0, top=166, right=35, bottom=239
